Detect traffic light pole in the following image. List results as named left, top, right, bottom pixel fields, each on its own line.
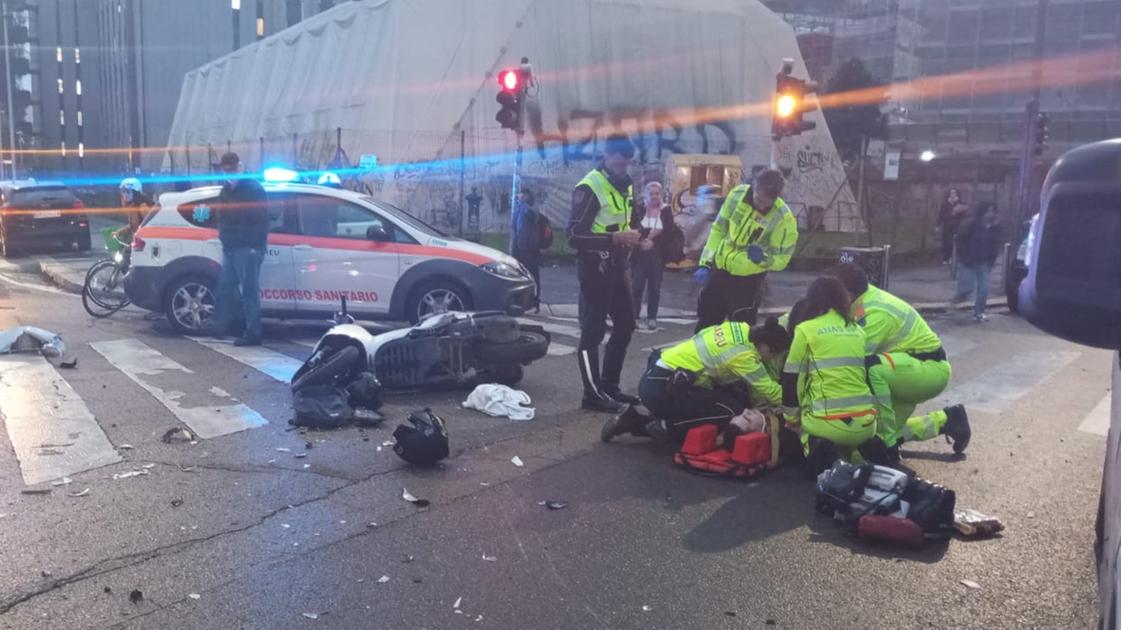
left=1015, top=0, right=1049, bottom=222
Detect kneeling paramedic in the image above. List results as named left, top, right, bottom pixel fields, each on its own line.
left=567, top=134, right=642, bottom=413
left=782, top=277, right=879, bottom=477
left=828, top=263, right=971, bottom=457
left=600, top=318, right=791, bottom=443
left=693, top=169, right=798, bottom=330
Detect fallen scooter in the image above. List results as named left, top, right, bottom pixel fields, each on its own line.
left=291, top=298, right=550, bottom=393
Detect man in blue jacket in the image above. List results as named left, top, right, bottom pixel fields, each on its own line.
left=210, top=152, right=270, bottom=346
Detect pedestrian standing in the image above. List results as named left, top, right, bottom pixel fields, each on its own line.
left=937, top=188, right=961, bottom=264
left=511, top=189, right=542, bottom=312
left=209, top=152, right=270, bottom=346
left=693, top=168, right=798, bottom=331
left=631, top=181, right=682, bottom=330
left=466, top=186, right=483, bottom=227
left=953, top=201, right=1002, bottom=322
left=567, top=134, right=641, bottom=412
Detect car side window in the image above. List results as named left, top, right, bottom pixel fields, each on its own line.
left=266, top=193, right=298, bottom=234
left=296, top=195, right=410, bottom=242
left=178, top=197, right=219, bottom=228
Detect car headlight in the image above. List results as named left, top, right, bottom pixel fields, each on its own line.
left=480, top=261, right=525, bottom=280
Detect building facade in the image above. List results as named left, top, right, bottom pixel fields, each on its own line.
left=1, top=0, right=338, bottom=178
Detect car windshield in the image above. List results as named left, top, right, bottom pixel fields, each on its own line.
left=362, top=197, right=448, bottom=238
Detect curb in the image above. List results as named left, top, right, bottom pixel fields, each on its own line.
left=37, top=259, right=85, bottom=294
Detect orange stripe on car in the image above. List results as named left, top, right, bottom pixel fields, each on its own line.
left=135, top=226, right=492, bottom=265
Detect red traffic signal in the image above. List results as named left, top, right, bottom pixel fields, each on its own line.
left=498, top=68, right=522, bottom=92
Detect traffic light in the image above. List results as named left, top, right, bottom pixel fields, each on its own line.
left=772, top=59, right=818, bottom=139
left=1033, top=111, right=1050, bottom=156
left=495, top=68, right=526, bottom=134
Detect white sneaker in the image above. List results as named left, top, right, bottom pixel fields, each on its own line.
left=973, top=313, right=989, bottom=323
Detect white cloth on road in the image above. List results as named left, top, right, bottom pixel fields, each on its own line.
left=462, top=384, right=535, bottom=421
left=0, top=326, right=65, bottom=357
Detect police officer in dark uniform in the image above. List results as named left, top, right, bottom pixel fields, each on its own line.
left=567, top=134, right=642, bottom=412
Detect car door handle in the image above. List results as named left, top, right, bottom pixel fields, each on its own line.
left=293, top=244, right=313, bottom=251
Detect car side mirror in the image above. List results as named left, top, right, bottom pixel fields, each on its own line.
left=1020, top=139, right=1121, bottom=350
left=366, top=225, right=390, bottom=242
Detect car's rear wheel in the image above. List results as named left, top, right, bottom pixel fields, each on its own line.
left=407, top=280, right=469, bottom=323
left=165, top=275, right=217, bottom=334
left=474, top=331, right=550, bottom=364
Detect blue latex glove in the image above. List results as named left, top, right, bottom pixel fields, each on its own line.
left=692, top=266, right=711, bottom=286
left=747, top=244, right=765, bottom=264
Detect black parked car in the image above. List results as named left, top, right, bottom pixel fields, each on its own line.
left=1004, top=213, right=1037, bottom=314
left=0, top=181, right=91, bottom=258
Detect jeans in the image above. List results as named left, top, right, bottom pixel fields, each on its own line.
left=631, top=249, right=663, bottom=320
left=954, top=262, right=992, bottom=317
left=213, top=246, right=265, bottom=340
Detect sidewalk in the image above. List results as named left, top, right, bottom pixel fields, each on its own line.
left=539, top=259, right=1008, bottom=316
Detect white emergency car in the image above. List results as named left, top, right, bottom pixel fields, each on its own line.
left=123, top=183, right=537, bottom=334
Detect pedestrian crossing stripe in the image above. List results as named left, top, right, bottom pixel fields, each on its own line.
left=926, top=350, right=1081, bottom=414
left=1078, top=392, right=1112, bottom=437
left=90, top=338, right=269, bottom=439
left=0, top=355, right=122, bottom=486
left=189, top=337, right=306, bottom=383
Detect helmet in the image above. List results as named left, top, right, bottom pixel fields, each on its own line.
left=392, top=408, right=449, bottom=467
left=119, top=178, right=143, bottom=194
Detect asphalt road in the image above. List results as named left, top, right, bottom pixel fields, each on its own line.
left=0, top=259, right=1109, bottom=629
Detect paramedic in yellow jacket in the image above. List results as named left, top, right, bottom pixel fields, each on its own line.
left=692, top=169, right=798, bottom=331
left=782, top=277, right=879, bottom=477
left=828, top=263, right=971, bottom=459
left=600, top=318, right=791, bottom=443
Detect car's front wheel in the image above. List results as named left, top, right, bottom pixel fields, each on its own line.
left=406, top=280, right=470, bottom=323
left=164, top=274, right=217, bottom=334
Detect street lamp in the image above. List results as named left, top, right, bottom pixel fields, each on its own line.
left=920, top=150, right=936, bottom=163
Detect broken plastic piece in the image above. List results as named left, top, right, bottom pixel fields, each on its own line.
left=301, top=612, right=319, bottom=620
left=129, top=589, right=144, bottom=604
left=545, top=501, right=567, bottom=510
left=112, top=470, right=149, bottom=480
left=68, top=488, right=90, bottom=498
left=50, top=476, right=74, bottom=487
left=453, top=597, right=462, bottom=610
left=275, top=447, right=291, bottom=453
left=188, top=593, right=201, bottom=600
left=377, top=575, right=390, bottom=584
left=401, top=488, right=430, bottom=508
left=59, top=358, right=77, bottom=369
left=161, top=428, right=194, bottom=444
left=510, top=456, right=524, bottom=467
left=954, top=509, right=1004, bottom=538
left=960, top=579, right=981, bottom=589
left=170, top=499, right=183, bottom=507
left=482, top=554, right=496, bottom=562
left=21, top=488, right=51, bottom=495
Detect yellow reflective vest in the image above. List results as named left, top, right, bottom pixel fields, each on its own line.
left=852, top=286, right=941, bottom=355
left=577, top=170, right=632, bottom=233
left=699, top=184, right=798, bottom=277
left=659, top=321, right=782, bottom=407
left=783, top=310, right=877, bottom=421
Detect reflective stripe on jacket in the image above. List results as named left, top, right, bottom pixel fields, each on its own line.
left=577, top=170, right=632, bottom=233
left=783, top=310, right=877, bottom=420
left=853, top=286, right=941, bottom=355
left=699, top=184, right=798, bottom=276
left=660, top=321, right=782, bottom=407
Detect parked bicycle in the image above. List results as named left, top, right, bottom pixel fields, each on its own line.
left=82, top=227, right=132, bottom=318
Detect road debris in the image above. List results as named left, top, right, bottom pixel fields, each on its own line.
left=510, top=456, right=524, bottom=467
left=294, top=453, right=308, bottom=459
left=50, top=476, right=74, bottom=487
left=301, top=612, right=320, bottom=620
left=382, top=440, right=395, bottom=447
left=141, top=463, right=156, bottom=469
left=161, top=428, right=194, bottom=444
left=129, top=589, right=144, bottom=604
left=954, top=509, right=1005, bottom=539
left=59, top=358, right=78, bottom=369
left=188, top=593, right=201, bottom=600
left=401, top=488, right=430, bottom=508
left=377, top=575, right=390, bottom=584
left=275, top=447, right=292, bottom=453
left=68, top=488, right=90, bottom=498
left=20, top=488, right=51, bottom=495
left=482, top=554, right=497, bottom=562
left=537, top=500, right=568, bottom=510
left=0, top=325, right=65, bottom=357
left=960, top=579, right=982, bottom=590
left=453, top=597, right=462, bottom=610
left=170, top=499, right=183, bottom=507
left=112, top=470, right=149, bottom=480
left=401, top=555, right=414, bottom=564
left=462, top=383, right=536, bottom=421
left=118, top=444, right=135, bottom=450
left=642, top=605, right=652, bottom=612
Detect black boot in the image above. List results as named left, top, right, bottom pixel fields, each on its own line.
left=644, top=419, right=672, bottom=448
left=601, top=404, right=648, bottom=443
left=940, top=404, right=971, bottom=455
left=804, top=437, right=839, bottom=480
left=604, top=388, right=641, bottom=405
left=859, top=437, right=901, bottom=466
left=579, top=348, right=625, bottom=413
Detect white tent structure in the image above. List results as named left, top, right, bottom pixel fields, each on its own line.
left=164, top=0, right=862, bottom=234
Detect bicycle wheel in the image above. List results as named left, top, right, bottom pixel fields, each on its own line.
left=82, top=260, right=130, bottom=317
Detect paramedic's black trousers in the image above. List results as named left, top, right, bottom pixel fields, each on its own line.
left=638, top=358, right=746, bottom=439
left=695, top=268, right=766, bottom=332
